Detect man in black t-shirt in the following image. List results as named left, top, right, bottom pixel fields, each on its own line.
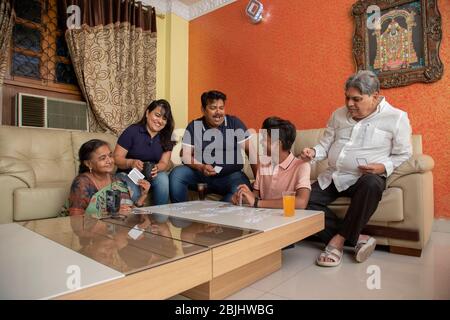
left=169, top=90, right=257, bottom=202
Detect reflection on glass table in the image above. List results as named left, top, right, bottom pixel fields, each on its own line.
left=103, top=211, right=261, bottom=251
left=20, top=215, right=208, bottom=275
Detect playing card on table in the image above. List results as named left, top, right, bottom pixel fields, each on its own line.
left=128, top=224, right=144, bottom=240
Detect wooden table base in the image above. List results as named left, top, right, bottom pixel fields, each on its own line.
left=182, top=250, right=281, bottom=300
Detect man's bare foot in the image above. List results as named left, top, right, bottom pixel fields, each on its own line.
left=318, top=234, right=345, bottom=263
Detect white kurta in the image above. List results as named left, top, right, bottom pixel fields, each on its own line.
left=313, top=97, right=412, bottom=192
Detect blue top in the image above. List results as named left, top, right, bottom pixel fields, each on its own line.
left=117, top=124, right=172, bottom=173
left=182, top=115, right=251, bottom=176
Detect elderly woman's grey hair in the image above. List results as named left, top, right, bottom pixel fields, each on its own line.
left=345, top=70, right=380, bottom=95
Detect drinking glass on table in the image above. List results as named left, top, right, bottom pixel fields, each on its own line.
left=197, top=183, right=207, bottom=200
left=106, top=189, right=121, bottom=216
left=282, top=191, right=296, bottom=217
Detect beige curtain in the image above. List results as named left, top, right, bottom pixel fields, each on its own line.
left=0, top=0, right=14, bottom=86
left=63, top=0, right=157, bottom=135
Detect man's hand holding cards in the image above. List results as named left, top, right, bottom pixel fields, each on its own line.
left=356, top=158, right=368, bottom=167
left=357, top=158, right=386, bottom=175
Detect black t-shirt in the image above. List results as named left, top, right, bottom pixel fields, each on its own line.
left=117, top=124, right=173, bottom=173
left=182, top=115, right=251, bottom=176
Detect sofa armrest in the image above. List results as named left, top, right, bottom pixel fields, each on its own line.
left=387, top=154, right=434, bottom=187
left=385, top=171, right=434, bottom=249
left=0, top=157, right=36, bottom=188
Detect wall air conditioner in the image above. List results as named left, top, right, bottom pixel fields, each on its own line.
left=16, top=93, right=89, bottom=131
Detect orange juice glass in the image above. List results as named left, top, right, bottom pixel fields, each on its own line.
left=282, top=191, right=296, bottom=217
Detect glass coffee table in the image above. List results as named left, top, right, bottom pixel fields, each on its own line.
left=0, top=201, right=323, bottom=299
left=115, top=201, right=324, bottom=300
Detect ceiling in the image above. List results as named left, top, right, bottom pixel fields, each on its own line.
left=178, top=0, right=203, bottom=5
left=144, top=0, right=235, bottom=20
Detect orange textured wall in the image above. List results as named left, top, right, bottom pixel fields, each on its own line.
left=189, top=0, right=450, bottom=218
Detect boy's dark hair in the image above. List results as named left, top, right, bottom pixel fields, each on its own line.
left=201, top=90, right=227, bottom=109
left=262, top=117, right=296, bottom=151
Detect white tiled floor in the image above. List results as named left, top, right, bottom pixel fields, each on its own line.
left=170, top=231, right=450, bottom=300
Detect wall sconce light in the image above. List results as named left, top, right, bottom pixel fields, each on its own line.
left=246, top=0, right=264, bottom=24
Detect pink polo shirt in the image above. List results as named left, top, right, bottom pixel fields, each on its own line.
left=254, top=153, right=311, bottom=200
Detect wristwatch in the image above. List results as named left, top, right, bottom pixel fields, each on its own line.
left=253, top=197, right=259, bottom=208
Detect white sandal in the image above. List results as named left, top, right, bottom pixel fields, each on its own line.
left=355, top=237, right=377, bottom=262
left=316, top=245, right=343, bottom=267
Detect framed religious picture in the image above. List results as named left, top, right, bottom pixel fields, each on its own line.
left=352, top=0, right=443, bottom=88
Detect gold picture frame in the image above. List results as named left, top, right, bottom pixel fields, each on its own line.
left=352, top=0, right=443, bottom=88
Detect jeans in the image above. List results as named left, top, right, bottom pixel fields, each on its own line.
left=116, top=171, right=170, bottom=223
left=169, top=165, right=251, bottom=203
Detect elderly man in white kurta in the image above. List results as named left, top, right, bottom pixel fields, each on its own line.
left=301, top=70, right=412, bottom=267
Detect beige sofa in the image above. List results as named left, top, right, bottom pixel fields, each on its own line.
left=0, top=125, right=434, bottom=256
left=0, top=125, right=117, bottom=224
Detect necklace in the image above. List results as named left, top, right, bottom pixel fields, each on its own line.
left=88, top=172, right=112, bottom=190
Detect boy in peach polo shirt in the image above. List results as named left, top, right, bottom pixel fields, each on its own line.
left=231, top=117, right=311, bottom=209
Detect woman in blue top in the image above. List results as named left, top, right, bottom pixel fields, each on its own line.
left=114, top=99, right=175, bottom=208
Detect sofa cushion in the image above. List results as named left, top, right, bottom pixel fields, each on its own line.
left=292, top=128, right=326, bottom=156
left=387, top=154, right=434, bottom=187
left=292, top=129, right=327, bottom=180
left=0, top=157, right=36, bottom=187
left=0, top=176, right=28, bottom=224
left=14, top=187, right=68, bottom=221
left=36, top=181, right=72, bottom=191
left=329, top=187, right=404, bottom=222
left=0, top=126, right=75, bottom=185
